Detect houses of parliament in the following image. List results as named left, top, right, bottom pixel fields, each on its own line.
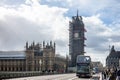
left=0, top=41, right=67, bottom=72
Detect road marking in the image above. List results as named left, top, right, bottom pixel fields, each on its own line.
left=68, top=77, right=78, bottom=80
left=90, top=76, right=100, bottom=80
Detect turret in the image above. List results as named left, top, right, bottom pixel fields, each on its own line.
left=54, top=42, right=56, bottom=49
left=26, top=41, right=28, bottom=50
left=43, top=41, right=45, bottom=48
left=50, top=41, right=52, bottom=47
left=76, top=10, right=79, bottom=20
left=36, top=43, right=41, bottom=50
left=33, top=41, right=35, bottom=47
left=110, top=45, right=115, bottom=53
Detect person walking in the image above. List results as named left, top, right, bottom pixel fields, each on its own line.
left=108, top=68, right=116, bottom=80
left=102, top=70, right=107, bottom=80
left=116, top=69, right=120, bottom=80
left=106, top=69, right=110, bottom=80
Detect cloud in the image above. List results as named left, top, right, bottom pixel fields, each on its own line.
left=0, top=0, right=25, bottom=6
left=82, top=14, right=120, bottom=66
left=0, top=0, right=120, bottom=66
left=84, top=15, right=109, bottom=51
left=0, top=0, right=68, bottom=51
left=40, top=0, right=108, bottom=16
left=41, top=0, right=120, bottom=24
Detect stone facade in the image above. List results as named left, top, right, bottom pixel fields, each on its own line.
left=106, top=45, right=120, bottom=69
left=42, top=41, right=55, bottom=71
left=69, top=11, right=86, bottom=67
left=0, top=41, right=56, bottom=72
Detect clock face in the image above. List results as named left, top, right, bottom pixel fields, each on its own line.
left=74, top=32, right=79, bottom=38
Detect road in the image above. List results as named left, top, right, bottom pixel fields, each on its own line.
left=6, top=73, right=102, bottom=80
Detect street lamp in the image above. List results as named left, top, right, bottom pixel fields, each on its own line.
left=39, top=59, right=42, bottom=72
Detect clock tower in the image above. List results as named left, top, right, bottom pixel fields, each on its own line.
left=69, top=11, right=86, bottom=67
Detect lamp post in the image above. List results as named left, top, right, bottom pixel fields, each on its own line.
left=39, top=59, right=42, bottom=72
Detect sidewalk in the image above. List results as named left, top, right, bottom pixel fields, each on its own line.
left=91, top=72, right=103, bottom=80
left=99, top=72, right=103, bottom=80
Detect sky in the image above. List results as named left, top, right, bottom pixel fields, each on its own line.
left=0, top=0, right=120, bottom=66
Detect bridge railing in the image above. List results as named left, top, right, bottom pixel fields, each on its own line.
left=0, top=71, right=67, bottom=79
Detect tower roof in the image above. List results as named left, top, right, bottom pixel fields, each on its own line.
left=72, top=10, right=82, bottom=21
left=0, top=51, right=26, bottom=59
left=77, top=9, right=79, bottom=18
left=110, top=45, right=115, bottom=53
left=76, top=10, right=79, bottom=20
left=108, top=45, right=120, bottom=58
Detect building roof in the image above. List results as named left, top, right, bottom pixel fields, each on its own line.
left=107, top=46, right=120, bottom=58
left=0, top=51, right=26, bottom=59
left=109, top=51, right=120, bottom=58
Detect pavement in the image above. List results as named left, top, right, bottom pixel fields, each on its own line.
left=92, top=72, right=103, bottom=80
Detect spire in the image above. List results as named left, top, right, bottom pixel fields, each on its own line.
left=50, top=41, right=52, bottom=47
left=43, top=41, right=45, bottom=48
left=54, top=42, right=56, bottom=48
left=53, top=42, right=56, bottom=50
left=77, top=9, right=79, bottom=17
left=110, top=45, right=115, bottom=53
left=26, top=41, right=28, bottom=50
left=33, top=41, right=35, bottom=47
left=111, top=45, right=114, bottom=50
left=76, top=9, right=79, bottom=20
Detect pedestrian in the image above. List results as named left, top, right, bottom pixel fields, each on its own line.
left=106, top=69, right=110, bottom=79
left=102, top=70, right=107, bottom=79
left=108, top=68, right=116, bottom=80
left=116, top=69, right=120, bottom=80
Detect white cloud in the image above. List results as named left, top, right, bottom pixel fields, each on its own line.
left=82, top=14, right=120, bottom=66
left=0, top=0, right=68, bottom=51
left=0, top=0, right=120, bottom=66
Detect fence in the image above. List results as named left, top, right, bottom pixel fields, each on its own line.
left=0, top=71, right=60, bottom=79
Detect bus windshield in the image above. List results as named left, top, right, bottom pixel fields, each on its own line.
left=77, top=65, right=90, bottom=73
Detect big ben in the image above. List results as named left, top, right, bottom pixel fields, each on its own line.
left=69, top=11, right=86, bottom=67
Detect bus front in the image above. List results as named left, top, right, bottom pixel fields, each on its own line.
left=76, top=63, right=92, bottom=78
